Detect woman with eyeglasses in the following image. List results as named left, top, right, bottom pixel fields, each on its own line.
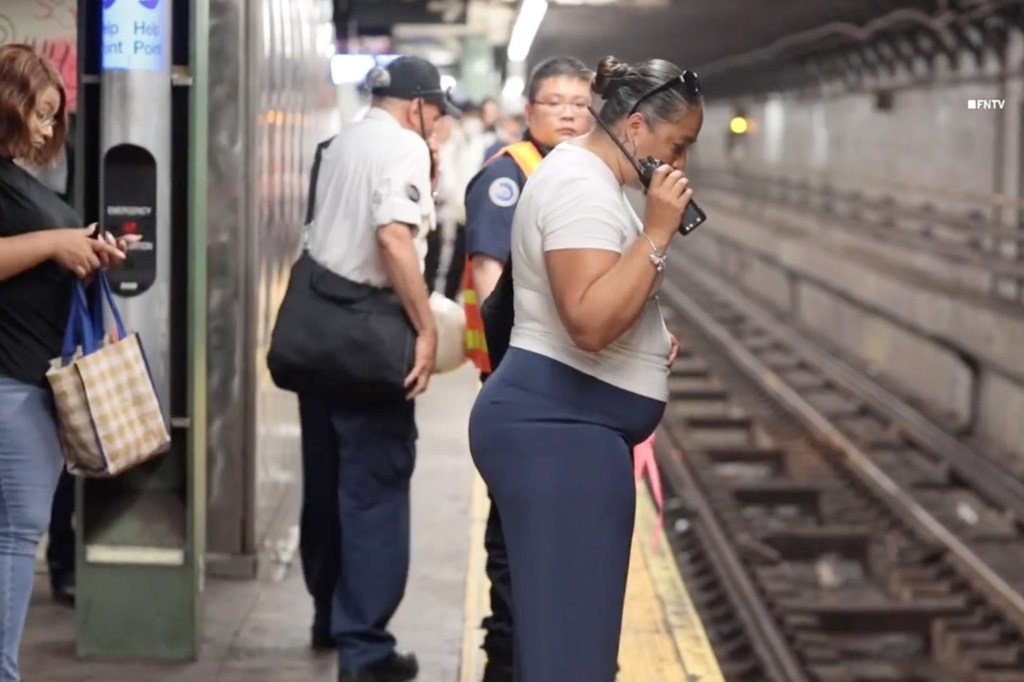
left=467, top=54, right=703, bottom=680
left=0, top=44, right=130, bottom=681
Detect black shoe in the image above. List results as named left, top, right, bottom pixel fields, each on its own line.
left=50, top=572, right=75, bottom=608
left=482, top=659, right=513, bottom=682
left=311, top=622, right=334, bottom=652
left=338, top=652, right=418, bottom=682
left=311, top=602, right=334, bottom=652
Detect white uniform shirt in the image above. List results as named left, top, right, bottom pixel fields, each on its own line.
left=307, top=107, right=436, bottom=287
left=508, top=143, right=672, bottom=402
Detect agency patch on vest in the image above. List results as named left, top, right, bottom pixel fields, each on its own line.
left=488, top=177, right=519, bottom=207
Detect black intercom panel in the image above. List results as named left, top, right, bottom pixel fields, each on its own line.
left=101, top=144, right=157, bottom=296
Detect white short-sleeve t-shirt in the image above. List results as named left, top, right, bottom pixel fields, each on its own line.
left=307, top=107, right=435, bottom=288
left=508, top=143, right=672, bottom=402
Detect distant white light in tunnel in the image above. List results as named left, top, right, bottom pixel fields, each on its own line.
left=440, top=75, right=457, bottom=93
left=507, top=0, right=548, bottom=63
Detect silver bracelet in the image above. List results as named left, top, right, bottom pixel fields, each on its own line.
left=640, top=233, right=667, bottom=273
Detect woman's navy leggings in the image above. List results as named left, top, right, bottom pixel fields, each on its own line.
left=468, top=347, right=665, bottom=682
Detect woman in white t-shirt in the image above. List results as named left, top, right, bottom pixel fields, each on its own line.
left=468, top=54, right=704, bottom=680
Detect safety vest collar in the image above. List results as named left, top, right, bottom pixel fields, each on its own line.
left=461, top=140, right=542, bottom=375
left=485, top=141, right=543, bottom=176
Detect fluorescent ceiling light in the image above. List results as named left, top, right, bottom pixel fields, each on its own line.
left=331, top=55, right=376, bottom=85
left=330, top=54, right=401, bottom=85
left=506, top=0, right=548, bottom=63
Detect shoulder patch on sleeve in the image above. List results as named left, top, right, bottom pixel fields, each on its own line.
left=487, top=177, right=520, bottom=208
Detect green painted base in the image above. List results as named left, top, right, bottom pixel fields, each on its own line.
left=75, top=563, right=201, bottom=660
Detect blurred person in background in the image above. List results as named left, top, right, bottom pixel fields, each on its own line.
left=484, top=114, right=526, bottom=160
left=479, top=97, right=500, bottom=150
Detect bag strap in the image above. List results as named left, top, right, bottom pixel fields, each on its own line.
left=301, top=135, right=337, bottom=251
left=91, top=272, right=127, bottom=341
left=61, top=282, right=97, bottom=365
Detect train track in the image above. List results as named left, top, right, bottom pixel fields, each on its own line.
left=653, top=254, right=1024, bottom=681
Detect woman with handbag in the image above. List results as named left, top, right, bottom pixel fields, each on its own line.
left=0, top=44, right=131, bottom=681
left=467, top=54, right=702, bottom=681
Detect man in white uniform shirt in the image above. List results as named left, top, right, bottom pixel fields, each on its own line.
left=298, top=55, right=459, bottom=682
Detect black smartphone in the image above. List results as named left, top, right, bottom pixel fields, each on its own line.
left=637, top=157, right=707, bottom=235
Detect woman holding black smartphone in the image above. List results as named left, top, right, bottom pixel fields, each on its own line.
left=468, top=54, right=703, bottom=681
left=0, top=43, right=131, bottom=681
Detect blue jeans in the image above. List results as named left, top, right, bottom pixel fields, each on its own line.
left=0, top=375, right=65, bottom=681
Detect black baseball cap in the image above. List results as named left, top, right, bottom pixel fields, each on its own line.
left=371, top=56, right=461, bottom=118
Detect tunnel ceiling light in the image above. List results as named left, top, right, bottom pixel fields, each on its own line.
left=507, top=0, right=548, bottom=63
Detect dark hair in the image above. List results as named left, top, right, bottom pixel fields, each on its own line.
left=0, top=44, right=68, bottom=166
left=527, top=56, right=593, bottom=102
left=591, top=55, right=701, bottom=127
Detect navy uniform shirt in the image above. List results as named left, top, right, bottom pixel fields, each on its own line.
left=464, top=153, right=527, bottom=264
left=465, top=135, right=551, bottom=264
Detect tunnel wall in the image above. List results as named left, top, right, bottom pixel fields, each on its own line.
left=686, top=37, right=1024, bottom=463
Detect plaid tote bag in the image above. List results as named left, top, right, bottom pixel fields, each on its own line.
left=45, top=273, right=171, bottom=477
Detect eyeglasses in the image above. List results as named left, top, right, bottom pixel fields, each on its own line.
left=34, top=110, right=56, bottom=129
left=627, top=70, right=701, bottom=117
left=532, top=98, right=589, bottom=113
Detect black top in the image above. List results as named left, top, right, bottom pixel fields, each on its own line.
left=0, top=157, right=79, bottom=386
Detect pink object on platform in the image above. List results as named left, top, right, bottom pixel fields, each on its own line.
left=633, top=432, right=664, bottom=549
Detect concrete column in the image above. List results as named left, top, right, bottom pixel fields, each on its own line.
left=459, top=34, right=495, bottom=101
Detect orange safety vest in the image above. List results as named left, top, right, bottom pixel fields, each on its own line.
left=462, top=141, right=544, bottom=374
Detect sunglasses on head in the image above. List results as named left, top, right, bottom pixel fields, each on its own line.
left=628, top=70, right=701, bottom=117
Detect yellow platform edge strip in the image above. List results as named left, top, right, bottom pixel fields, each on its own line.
left=634, top=483, right=726, bottom=682
left=459, top=471, right=724, bottom=682
left=459, top=468, right=489, bottom=682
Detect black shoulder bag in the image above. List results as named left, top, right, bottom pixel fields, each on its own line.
left=266, top=138, right=415, bottom=402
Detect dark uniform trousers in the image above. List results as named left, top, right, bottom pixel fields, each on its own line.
left=47, top=142, right=78, bottom=593
left=424, top=222, right=467, bottom=301
left=298, top=394, right=417, bottom=671
left=47, top=470, right=76, bottom=582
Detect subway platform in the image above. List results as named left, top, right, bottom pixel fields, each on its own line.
left=19, top=365, right=722, bottom=681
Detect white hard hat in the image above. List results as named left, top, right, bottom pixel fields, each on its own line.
left=430, top=291, right=467, bottom=374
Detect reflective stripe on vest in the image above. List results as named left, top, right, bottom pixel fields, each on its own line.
left=462, top=141, right=543, bottom=374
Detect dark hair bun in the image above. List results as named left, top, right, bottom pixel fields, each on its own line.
left=592, top=56, right=632, bottom=99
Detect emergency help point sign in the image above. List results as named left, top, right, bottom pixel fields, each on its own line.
left=101, top=0, right=165, bottom=72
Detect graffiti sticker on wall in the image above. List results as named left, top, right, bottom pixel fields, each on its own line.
left=0, top=1, right=79, bottom=109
